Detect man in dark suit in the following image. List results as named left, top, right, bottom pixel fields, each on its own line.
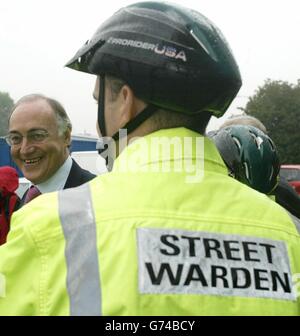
left=6, top=93, right=96, bottom=205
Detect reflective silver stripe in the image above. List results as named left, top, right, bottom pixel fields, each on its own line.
left=288, top=212, right=300, bottom=235
left=58, top=183, right=101, bottom=316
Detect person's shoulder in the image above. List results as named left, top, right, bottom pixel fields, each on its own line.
left=63, top=158, right=96, bottom=189
left=70, top=158, right=96, bottom=181
left=226, top=176, right=293, bottom=219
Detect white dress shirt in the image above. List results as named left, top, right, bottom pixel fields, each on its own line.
left=34, top=156, right=73, bottom=194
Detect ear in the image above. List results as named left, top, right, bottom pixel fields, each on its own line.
left=63, top=128, right=72, bottom=147
left=118, top=85, right=135, bottom=127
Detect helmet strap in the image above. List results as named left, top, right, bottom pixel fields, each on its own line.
left=111, top=104, right=158, bottom=142
left=97, top=74, right=106, bottom=137
left=97, top=103, right=158, bottom=170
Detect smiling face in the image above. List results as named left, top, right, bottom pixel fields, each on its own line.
left=9, top=99, right=71, bottom=184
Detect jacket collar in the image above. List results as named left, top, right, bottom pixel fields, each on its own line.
left=112, top=127, right=227, bottom=175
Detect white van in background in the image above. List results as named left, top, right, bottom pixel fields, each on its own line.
left=71, top=151, right=107, bottom=176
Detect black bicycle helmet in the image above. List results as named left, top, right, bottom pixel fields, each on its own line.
left=211, top=125, right=280, bottom=194
left=66, top=1, right=242, bottom=138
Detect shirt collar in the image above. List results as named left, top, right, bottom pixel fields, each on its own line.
left=36, top=156, right=73, bottom=193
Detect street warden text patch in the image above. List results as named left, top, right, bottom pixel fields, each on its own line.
left=137, top=228, right=295, bottom=301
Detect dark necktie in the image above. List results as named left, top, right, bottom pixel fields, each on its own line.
left=24, top=186, right=41, bottom=204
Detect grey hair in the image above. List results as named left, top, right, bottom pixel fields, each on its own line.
left=10, top=94, right=72, bottom=136
left=219, top=114, right=267, bottom=133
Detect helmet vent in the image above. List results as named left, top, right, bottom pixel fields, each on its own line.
left=249, top=131, right=263, bottom=149
left=243, top=162, right=250, bottom=180
left=232, top=137, right=241, bottom=151
left=268, top=138, right=275, bottom=151
left=190, top=29, right=210, bottom=55
left=269, top=166, right=274, bottom=182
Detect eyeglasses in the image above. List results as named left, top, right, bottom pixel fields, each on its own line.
left=5, top=130, right=50, bottom=146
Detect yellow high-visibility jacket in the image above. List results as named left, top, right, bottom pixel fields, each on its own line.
left=0, top=128, right=299, bottom=315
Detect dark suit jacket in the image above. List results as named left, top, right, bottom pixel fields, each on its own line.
left=63, top=159, right=96, bottom=189
left=21, top=158, right=96, bottom=205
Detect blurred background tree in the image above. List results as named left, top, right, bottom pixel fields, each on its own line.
left=0, top=92, right=14, bottom=136
left=244, top=79, right=300, bottom=163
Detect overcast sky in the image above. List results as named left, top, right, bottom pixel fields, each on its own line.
left=1, top=0, right=300, bottom=135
